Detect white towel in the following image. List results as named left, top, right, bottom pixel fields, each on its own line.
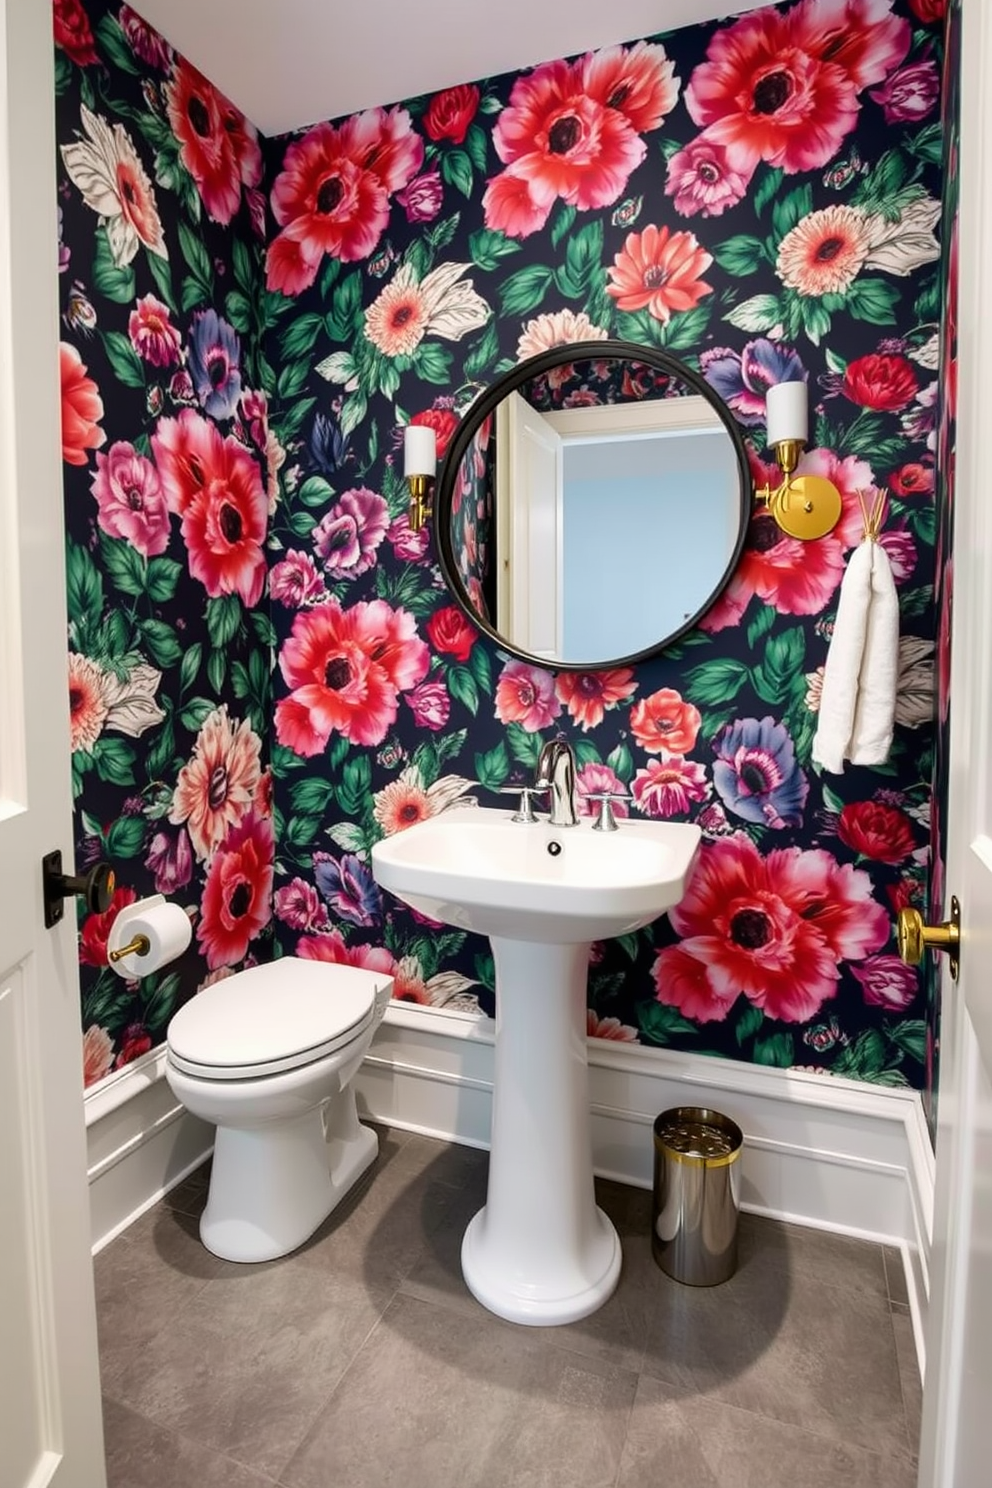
left=812, top=539, right=899, bottom=773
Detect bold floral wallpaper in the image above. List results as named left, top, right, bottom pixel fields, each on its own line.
left=57, top=0, right=951, bottom=1095
left=55, top=0, right=275, bottom=1086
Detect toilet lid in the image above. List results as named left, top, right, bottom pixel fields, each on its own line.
left=166, top=957, right=391, bottom=1079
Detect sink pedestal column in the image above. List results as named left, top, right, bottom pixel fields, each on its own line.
left=460, top=936, right=621, bottom=1326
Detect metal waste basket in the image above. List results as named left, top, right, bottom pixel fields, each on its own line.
left=652, top=1107, right=743, bottom=1287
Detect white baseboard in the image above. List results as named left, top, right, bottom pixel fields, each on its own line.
left=85, top=1004, right=934, bottom=1372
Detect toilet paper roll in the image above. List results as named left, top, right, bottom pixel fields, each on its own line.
left=106, top=894, right=192, bottom=979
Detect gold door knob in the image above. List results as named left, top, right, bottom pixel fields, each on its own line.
left=896, top=895, right=960, bottom=980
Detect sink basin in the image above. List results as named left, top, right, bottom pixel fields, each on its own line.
left=371, top=803, right=701, bottom=1329
left=370, top=806, right=701, bottom=943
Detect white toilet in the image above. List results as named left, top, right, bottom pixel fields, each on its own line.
left=165, top=956, right=393, bottom=1263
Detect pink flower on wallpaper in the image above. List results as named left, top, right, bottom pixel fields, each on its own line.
left=879, top=524, right=918, bottom=584
left=275, top=598, right=429, bottom=755
left=119, top=6, right=173, bottom=70
left=405, top=679, right=451, bottom=731
left=397, top=169, right=443, bottom=224
left=170, top=705, right=263, bottom=861
left=587, top=1010, right=639, bottom=1042
left=269, top=549, right=325, bottom=608
left=653, top=834, right=889, bottom=1024
left=196, top=812, right=274, bottom=970
left=90, top=441, right=170, bottom=556
left=267, top=108, right=423, bottom=294
left=82, top=1025, right=114, bottom=1088
left=274, top=877, right=331, bottom=932
left=665, top=135, right=751, bottom=218
left=145, top=827, right=193, bottom=895
left=60, top=342, right=105, bottom=467
left=555, top=669, right=637, bottom=731
left=494, top=660, right=562, bottom=731
left=791, top=0, right=911, bottom=92
left=576, top=764, right=630, bottom=819
left=313, top=487, right=390, bottom=579
left=869, top=58, right=939, bottom=125
left=166, top=59, right=261, bottom=225
left=296, top=928, right=395, bottom=976
left=128, top=294, right=182, bottom=367
left=483, top=46, right=676, bottom=238
left=386, top=514, right=431, bottom=563
left=152, top=409, right=219, bottom=513
left=629, top=688, right=701, bottom=755
left=632, top=753, right=708, bottom=818
left=606, top=225, right=713, bottom=323
left=852, top=955, right=918, bottom=1010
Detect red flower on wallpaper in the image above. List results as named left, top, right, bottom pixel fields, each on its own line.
left=60, top=342, right=105, bottom=466
left=275, top=598, right=430, bottom=755
left=652, top=834, right=889, bottom=1024
left=166, top=59, right=262, bottom=225
left=196, top=812, right=274, bottom=969
left=842, top=353, right=919, bottom=413
left=54, top=0, right=99, bottom=66
left=79, top=886, right=138, bottom=968
left=483, top=44, right=677, bottom=238
left=266, top=108, right=423, bottom=294
left=425, top=605, right=478, bottom=661
left=423, top=85, right=480, bottom=144
left=837, top=801, right=917, bottom=863
left=409, top=407, right=459, bottom=460
left=556, top=669, right=637, bottom=731
left=296, top=928, right=395, bottom=976
left=629, top=688, right=701, bottom=755
left=906, top=0, right=946, bottom=20
left=606, top=225, right=713, bottom=324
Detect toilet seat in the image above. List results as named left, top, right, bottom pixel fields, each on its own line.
left=167, top=958, right=385, bottom=1080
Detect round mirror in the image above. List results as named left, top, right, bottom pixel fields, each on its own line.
left=434, top=340, right=752, bottom=671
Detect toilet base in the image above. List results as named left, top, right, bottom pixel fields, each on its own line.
left=200, top=1100, right=378, bottom=1263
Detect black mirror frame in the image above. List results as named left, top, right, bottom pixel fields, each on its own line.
left=433, top=339, right=753, bottom=673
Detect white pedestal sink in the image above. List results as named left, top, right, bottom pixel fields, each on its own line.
left=371, top=806, right=700, bottom=1326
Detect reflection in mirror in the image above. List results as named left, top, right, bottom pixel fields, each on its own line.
left=436, top=344, right=751, bottom=672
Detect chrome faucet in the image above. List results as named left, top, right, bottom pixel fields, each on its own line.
left=535, top=738, right=579, bottom=827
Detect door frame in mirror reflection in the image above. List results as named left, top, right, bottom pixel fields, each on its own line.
left=433, top=340, right=752, bottom=673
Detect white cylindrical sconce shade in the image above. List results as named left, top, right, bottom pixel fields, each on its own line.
left=765, top=381, right=808, bottom=447
left=404, top=424, right=437, bottom=477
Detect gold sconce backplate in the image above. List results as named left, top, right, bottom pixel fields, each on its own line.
left=770, top=474, right=844, bottom=541
left=897, top=895, right=961, bottom=981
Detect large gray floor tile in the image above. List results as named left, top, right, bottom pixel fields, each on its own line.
left=283, top=1291, right=638, bottom=1488
left=106, top=1242, right=391, bottom=1480
left=616, top=1375, right=918, bottom=1488
left=102, top=1398, right=279, bottom=1488
left=738, top=1212, right=889, bottom=1301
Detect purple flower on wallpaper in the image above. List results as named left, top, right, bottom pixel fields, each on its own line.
left=494, top=660, right=561, bottom=731
left=852, top=955, right=918, bottom=1011
left=313, top=487, right=390, bottom=579
left=405, top=679, right=451, bottom=730
left=269, top=550, right=325, bottom=608
left=120, top=5, right=173, bottom=69
left=713, top=716, right=808, bottom=830
left=869, top=58, right=939, bottom=126
left=309, top=412, right=350, bottom=476
left=58, top=207, right=70, bottom=273
left=700, top=339, right=806, bottom=426
left=187, top=309, right=242, bottom=420
left=397, top=169, right=444, bottom=224
left=880, top=524, right=918, bottom=583
left=128, top=293, right=182, bottom=368
left=145, top=827, right=193, bottom=895
left=665, top=136, right=750, bottom=218
left=274, top=877, right=331, bottom=932
left=313, top=851, right=382, bottom=927
left=387, top=514, right=431, bottom=562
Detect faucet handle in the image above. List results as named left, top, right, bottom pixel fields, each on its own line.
left=582, top=791, right=631, bottom=833
left=491, top=784, right=548, bottom=823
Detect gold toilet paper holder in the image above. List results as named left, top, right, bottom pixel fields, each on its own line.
left=108, top=934, right=150, bottom=964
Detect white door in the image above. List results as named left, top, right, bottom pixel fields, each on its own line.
left=497, top=391, right=563, bottom=658
left=0, top=0, right=106, bottom=1483
left=917, top=0, right=992, bottom=1481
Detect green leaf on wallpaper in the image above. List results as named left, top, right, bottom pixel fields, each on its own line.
left=92, top=231, right=136, bottom=304
left=280, top=311, right=323, bottom=361
left=250, top=609, right=277, bottom=651
left=753, top=1032, right=794, bottom=1068
left=468, top=227, right=521, bottom=272
left=908, top=503, right=937, bottom=545
left=799, top=297, right=832, bottom=345
left=328, top=821, right=370, bottom=854
left=474, top=741, right=509, bottom=790
left=723, top=294, right=782, bottom=335
left=886, top=1019, right=927, bottom=1066
left=771, top=183, right=813, bottom=243
left=291, top=777, right=336, bottom=816
left=636, top=1000, right=699, bottom=1045
left=81, top=980, right=133, bottom=1030
left=660, top=305, right=712, bottom=351
left=144, top=718, right=175, bottom=778
left=413, top=342, right=453, bottom=385
left=272, top=743, right=307, bottom=773
left=142, top=973, right=181, bottom=1037
left=469, top=645, right=492, bottom=696
left=327, top=272, right=364, bottom=341
left=615, top=934, right=639, bottom=962
left=99, top=609, right=132, bottom=663
left=179, top=697, right=215, bottom=732
left=298, top=475, right=335, bottom=509
left=54, top=49, right=72, bottom=96
left=824, top=347, right=848, bottom=377
left=473, top=951, right=496, bottom=992
left=206, top=648, right=226, bottom=694
left=574, top=740, right=602, bottom=770
left=340, top=391, right=368, bottom=436
left=180, top=274, right=209, bottom=313
left=179, top=642, right=202, bottom=694
left=140, top=618, right=183, bottom=669
left=231, top=237, right=256, bottom=296
left=745, top=605, right=776, bottom=650
left=556, top=221, right=604, bottom=299
left=278, top=395, right=317, bottom=443
left=463, top=322, right=501, bottom=380
left=337, top=755, right=372, bottom=817
left=735, top=1003, right=765, bottom=1046
left=899, top=584, right=933, bottom=617
left=100, top=533, right=145, bottom=597
left=682, top=657, right=749, bottom=707
left=318, top=256, right=341, bottom=301
left=206, top=594, right=242, bottom=649
left=505, top=722, right=543, bottom=769
left=224, top=290, right=252, bottom=335
left=908, top=122, right=942, bottom=168
left=277, top=358, right=311, bottom=402
left=464, top=123, right=488, bottom=174
left=447, top=664, right=480, bottom=714
left=833, top=1028, right=888, bottom=1080
left=427, top=214, right=461, bottom=255
left=752, top=165, right=784, bottom=219
left=66, top=541, right=104, bottom=625
left=178, top=219, right=213, bottom=290
left=145, top=248, right=177, bottom=312
left=95, top=13, right=141, bottom=73
left=498, top=263, right=554, bottom=317
left=105, top=816, right=146, bottom=860
left=285, top=814, right=321, bottom=849
left=441, top=149, right=474, bottom=198
left=845, top=277, right=899, bottom=326
left=145, top=557, right=182, bottom=605
left=606, top=741, right=634, bottom=784
left=92, top=737, right=136, bottom=787
left=711, top=235, right=767, bottom=276
left=751, top=627, right=805, bottom=705
left=378, top=361, right=402, bottom=401
left=550, top=203, right=577, bottom=248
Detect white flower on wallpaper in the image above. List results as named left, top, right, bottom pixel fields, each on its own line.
left=60, top=104, right=167, bottom=265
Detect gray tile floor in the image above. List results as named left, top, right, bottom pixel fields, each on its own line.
left=95, top=1125, right=922, bottom=1487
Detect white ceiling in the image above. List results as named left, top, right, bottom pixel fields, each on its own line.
left=131, top=0, right=762, bottom=136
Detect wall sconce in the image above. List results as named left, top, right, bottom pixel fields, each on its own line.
left=404, top=425, right=436, bottom=532
left=756, top=381, right=843, bottom=541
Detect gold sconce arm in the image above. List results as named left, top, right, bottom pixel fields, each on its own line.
left=755, top=438, right=843, bottom=542
left=406, top=473, right=434, bottom=533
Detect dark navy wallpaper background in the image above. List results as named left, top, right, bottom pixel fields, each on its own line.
left=56, top=0, right=951, bottom=1093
